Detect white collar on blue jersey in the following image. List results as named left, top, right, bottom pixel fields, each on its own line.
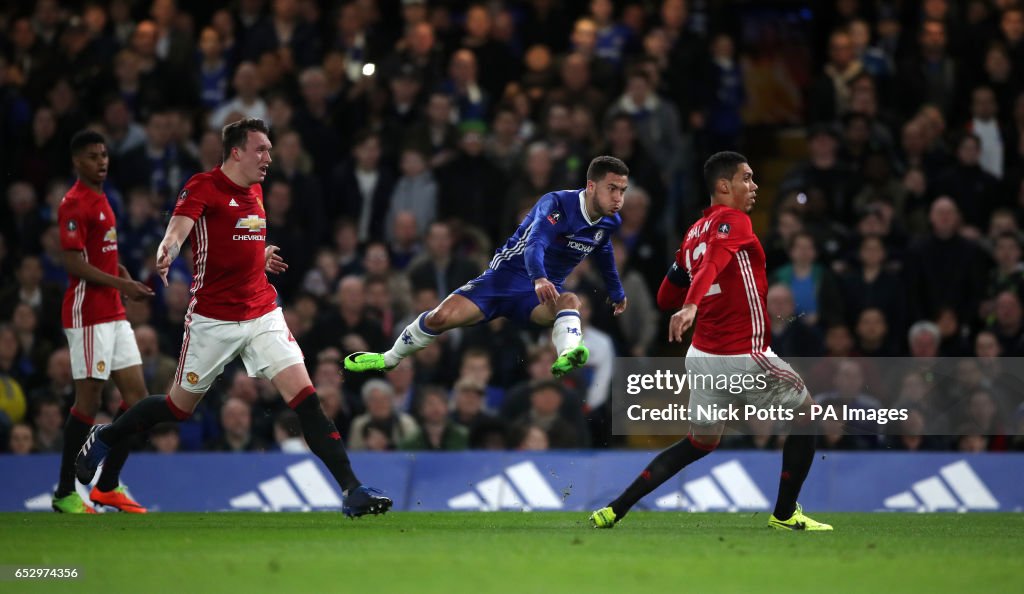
left=578, top=189, right=601, bottom=226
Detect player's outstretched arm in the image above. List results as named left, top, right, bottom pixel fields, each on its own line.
left=594, top=238, right=627, bottom=315
left=156, top=215, right=196, bottom=286
left=656, top=253, right=691, bottom=311
left=62, top=250, right=154, bottom=300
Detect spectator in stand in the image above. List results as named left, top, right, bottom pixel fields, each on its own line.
left=30, top=394, right=63, bottom=453
left=0, top=255, right=63, bottom=342
left=8, top=422, right=34, bottom=454
left=406, top=221, right=480, bottom=297
left=854, top=308, right=897, bottom=356
left=307, top=275, right=387, bottom=358
left=207, top=62, right=268, bottom=131
left=347, top=379, right=418, bottom=451
left=134, top=324, right=177, bottom=396
left=386, top=146, right=437, bottom=242
left=400, top=385, right=468, bottom=451
left=327, top=131, right=396, bottom=243
left=904, top=197, right=990, bottom=325
left=771, top=232, right=844, bottom=328
left=515, top=380, right=581, bottom=449
left=766, top=283, right=824, bottom=357
left=987, top=291, right=1024, bottom=355
left=840, top=234, right=907, bottom=336
left=808, top=30, right=864, bottom=123
left=936, top=133, right=1002, bottom=232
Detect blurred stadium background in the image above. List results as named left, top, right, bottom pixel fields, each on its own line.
left=1, top=0, right=1023, bottom=519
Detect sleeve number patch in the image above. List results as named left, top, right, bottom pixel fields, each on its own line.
left=685, top=241, right=722, bottom=297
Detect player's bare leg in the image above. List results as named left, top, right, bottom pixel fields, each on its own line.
left=89, top=365, right=150, bottom=513
left=591, top=422, right=723, bottom=528
left=53, top=377, right=105, bottom=513
left=273, top=363, right=392, bottom=517
left=531, top=292, right=588, bottom=377
left=344, top=293, right=485, bottom=373
left=768, top=395, right=832, bottom=531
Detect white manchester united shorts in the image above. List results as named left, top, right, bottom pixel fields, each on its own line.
left=65, top=320, right=142, bottom=381
left=684, top=345, right=809, bottom=426
left=175, top=307, right=304, bottom=393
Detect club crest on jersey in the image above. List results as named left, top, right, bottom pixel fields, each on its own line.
left=186, top=372, right=199, bottom=385
left=96, top=361, right=105, bottom=373
left=594, top=229, right=605, bottom=242
left=547, top=211, right=561, bottom=225
left=717, top=223, right=731, bottom=238
left=102, top=228, right=119, bottom=252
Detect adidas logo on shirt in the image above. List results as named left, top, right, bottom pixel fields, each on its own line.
left=448, top=461, right=565, bottom=511
left=99, top=212, right=106, bottom=221
left=229, top=460, right=343, bottom=511
left=229, top=198, right=239, bottom=207
left=883, top=460, right=999, bottom=512
left=653, top=459, right=770, bottom=511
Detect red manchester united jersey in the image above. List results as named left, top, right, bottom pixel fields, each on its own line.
left=172, top=167, right=278, bottom=322
left=58, top=181, right=126, bottom=328
left=679, top=204, right=770, bottom=355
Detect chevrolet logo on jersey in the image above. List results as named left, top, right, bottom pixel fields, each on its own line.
left=235, top=215, right=266, bottom=232
left=234, top=214, right=267, bottom=241
left=102, top=228, right=119, bottom=253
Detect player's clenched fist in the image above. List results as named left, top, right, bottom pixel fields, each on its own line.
left=155, top=242, right=177, bottom=287
left=668, top=304, right=697, bottom=342
left=611, top=297, right=628, bottom=317
left=264, top=245, right=288, bottom=274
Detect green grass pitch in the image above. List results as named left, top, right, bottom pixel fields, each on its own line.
left=1, top=512, right=1020, bottom=593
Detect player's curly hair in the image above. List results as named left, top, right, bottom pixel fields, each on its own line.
left=69, top=129, right=107, bottom=155
left=221, top=117, right=271, bottom=162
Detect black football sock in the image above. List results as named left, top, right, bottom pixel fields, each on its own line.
left=773, top=433, right=816, bottom=520
left=96, top=404, right=132, bottom=492
left=56, top=407, right=94, bottom=498
left=609, top=434, right=715, bottom=519
left=290, top=387, right=361, bottom=493
left=100, top=395, right=190, bottom=447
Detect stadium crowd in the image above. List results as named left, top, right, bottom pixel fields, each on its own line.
left=2, top=0, right=1024, bottom=456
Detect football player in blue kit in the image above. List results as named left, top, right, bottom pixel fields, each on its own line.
left=344, top=156, right=630, bottom=377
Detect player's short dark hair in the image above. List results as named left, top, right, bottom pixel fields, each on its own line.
left=703, top=151, right=748, bottom=195
left=586, top=155, right=629, bottom=182
left=69, top=129, right=107, bottom=155
left=221, top=117, right=270, bottom=162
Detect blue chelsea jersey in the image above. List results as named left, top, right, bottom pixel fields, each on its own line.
left=487, top=188, right=625, bottom=303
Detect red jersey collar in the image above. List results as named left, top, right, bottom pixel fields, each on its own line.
left=212, top=166, right=251, bottom=193
left=702, top=203, right=739, bottom=217
left=71, top=179, right=105, bottom=199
